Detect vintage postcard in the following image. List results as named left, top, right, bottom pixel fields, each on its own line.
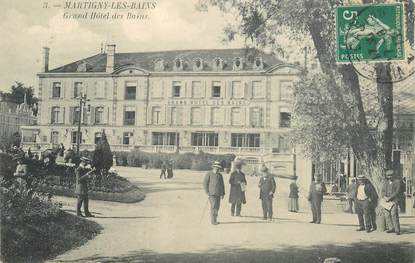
left=0, top=0, right=414, bottom=263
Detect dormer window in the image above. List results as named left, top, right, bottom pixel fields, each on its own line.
left=174, top=58, right=183, bottom=71
left=254, top=57, right=264, bottom=70
left=76, top=61, right=88, bottom=72
left=212, top=57, right=224, bottom=71
left=154, top=59, right=165, bottom=71
left=233, top=57, right=243, bottom=70
left=193, top=58, right=203, bottom=71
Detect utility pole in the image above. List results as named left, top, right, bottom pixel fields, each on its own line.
left=75, top=93, right=90, bottom=155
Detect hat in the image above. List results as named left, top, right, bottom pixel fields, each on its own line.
left=212, top=161, right=222, bottom=169
left=357, top=174, right=366, bottom=180
left=260, top=165, right=268, bottom=172
left=80, top=156, right=91, bottom=163
left=385, top=170, right=394, bottom=176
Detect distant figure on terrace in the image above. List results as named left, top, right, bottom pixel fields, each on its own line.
left=58, top=143, right=65, bottom=157
left=229, top=159, right=247, bottom=217
left=331, top=184, right=339, bottom=194
left=167, top=160, right=174, bottom=179
left=308, top=174, right=327, bottom=224
left=288, top=180, right=299, bottom=212
left=160, top=161, right=167, bottom=179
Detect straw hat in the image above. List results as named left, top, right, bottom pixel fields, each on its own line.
left=212, top=161, right=222, bottom=169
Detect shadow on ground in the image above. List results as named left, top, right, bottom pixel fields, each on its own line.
left=55, top=242, right=415, bottom=263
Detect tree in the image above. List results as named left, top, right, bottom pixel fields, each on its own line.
left=92, top=132, right=113, bottom=177
left=0, top=82, right=38, bottom=115
left=0, top=132, right=21, bottom=153
left=198, top=0, right=414, bottom=192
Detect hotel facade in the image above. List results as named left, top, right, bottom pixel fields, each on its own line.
left=21, top=45, right=301, bottom=175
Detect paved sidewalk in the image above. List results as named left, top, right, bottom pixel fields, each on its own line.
left=50, top=167, right=415, bottom=263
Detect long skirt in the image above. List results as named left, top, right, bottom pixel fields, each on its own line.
left=288, top=197, right=299, bottom=212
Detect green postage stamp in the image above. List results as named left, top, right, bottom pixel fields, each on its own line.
left=336, top=3, right=405, bottom=63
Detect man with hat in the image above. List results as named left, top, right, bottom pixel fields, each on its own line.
left=307, top=174, right=327, bottom=224
left=258, top=165, right=276, bottom=221
left=381, top=169, right=401, bottom=235
left=13, top=155, right=28, bottom=191
left=203, top=161, right=225, bottom=225
left=229, top=159, right=247, bottom=216
left=75, top=156, right=95, bottom=217
left=354, top=175, right=378, bottom=232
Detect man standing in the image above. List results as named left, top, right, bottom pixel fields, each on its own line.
left=381, top=169, right=401, bottom=235
left=160, top=161, right=167, bottom=179
left=355, top=175, right=378, bottom=233
left=203, top=161, right=225, bottom=225
left=308, top=174, right=327, bottom=224
left=75, top=157, right=95, bottom=217
left=229, top=159, right=247, bottom=216
left=258, top=165, right=276, bottom=221
left=346, top=178, right=357, bottom=213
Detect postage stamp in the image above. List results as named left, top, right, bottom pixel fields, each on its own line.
left=336, top=3, right=405, bottom=63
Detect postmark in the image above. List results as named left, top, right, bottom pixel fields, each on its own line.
left=336, top=3, right=415, bottom=83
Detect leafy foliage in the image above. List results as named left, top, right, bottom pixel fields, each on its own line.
left=0, top=81, right=38, bottom=115
left=93, top=132, right=113, bottom=176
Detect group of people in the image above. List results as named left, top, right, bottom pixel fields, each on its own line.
left=202, top=160, right=299, bottom=225
left=316, top=169, right=405, bottom=235
left=160, top=160, right=174, bottom=179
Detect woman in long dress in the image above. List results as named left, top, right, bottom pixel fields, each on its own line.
left=288, top=180, right=299, bottom=212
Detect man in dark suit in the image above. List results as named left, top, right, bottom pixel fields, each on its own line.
left=75, top=157, right=95, bottom=217
left=258, top=165, right=276, bottom=221
left=355, top=175, right=378, bottom=233
left=229, top=159, right=247, bottom=216
left=308, top=174, right=327, bottom=224
left=381, top=169, right=401, bottom=235
left=203, top=161, right=225, bottom=225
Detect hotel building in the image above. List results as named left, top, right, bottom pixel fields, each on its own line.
left=21, top=45, right=301, bottom=175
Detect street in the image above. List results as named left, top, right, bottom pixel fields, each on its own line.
left=50, top=167, right=415, bottom=263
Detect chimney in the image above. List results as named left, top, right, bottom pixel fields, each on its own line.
left=42, top=47, right=50, bottom=72
left=106, top=44, right=116, bottom=73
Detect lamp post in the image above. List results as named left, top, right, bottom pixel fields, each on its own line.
left=75, top=93, right=90, bottom=155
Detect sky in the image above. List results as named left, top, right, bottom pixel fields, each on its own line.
left=0, top=0, right=249, bottom=93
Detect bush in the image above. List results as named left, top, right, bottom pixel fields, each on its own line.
left=92, top=132, right=113, bottom=175
left=122, top=150, right=235, bottom=171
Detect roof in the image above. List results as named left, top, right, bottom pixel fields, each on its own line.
left=48, top=48, right=286, bottom=73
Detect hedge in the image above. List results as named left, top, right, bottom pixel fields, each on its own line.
left=113, top=150, right=235, bottom=171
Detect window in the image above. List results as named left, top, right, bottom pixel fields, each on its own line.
left=192, top=81, right=203, bottom=98
left=124, top=108, right=136, bottom=125
left=212, top=81, right=221, bottom=97
left=51, top=131, right=59, bottom=144
left=211, top=107, right=222, bottom=126
left=171, top=107, right=177, bottom=125
left=71, top=131, right=82, bottom=144
left=280, top=81, right=293, bottom=101
left=191, top=107, right=202, bottom=125
left=252, top=81, right=264, bottom=98
left=123, top=132, right=133, bottom=145
left=233, top=57, right=243, bottom=70
left=280, top=112, right=291, bottom=128
left=51, top=106, right=60, bottom=124
left=125, top=82, right=137, bottom=100
left=254, top=57, right=263, bottom=69
left=74, top=82, right=82, bottom=98
left=52, top=82, right=61, bottom=98
left=172, top=81, right=181, bottom=97
left=232, top=81, right=243, bottom=98
left=152, top=132, right=179, bottom=145
left=72, top=107, right=81, bottom=125
left=191, top=132, right=218, bottom=146
left=94, top=132, right=102, bottom=144
left=154, top=59, right=165, bottom=71
left=194, top=58, right=203, bottom=70
left=279, top=136, right=290, bottom=151
left=231, top=133, right=260, bottom=148
left=250, top=108, right=263, bottom=127
left=231, top=108, right=242, bottom=125
left=152, top=106, right=162, bottom=124
left=95, top=81, right=106, bottom=98
left=174, top=59, right=183, bottom=70
left=95, top=107, right=104, bottom=124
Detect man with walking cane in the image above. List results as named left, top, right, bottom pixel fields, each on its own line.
left=203, top=161, right=225, bottom=225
